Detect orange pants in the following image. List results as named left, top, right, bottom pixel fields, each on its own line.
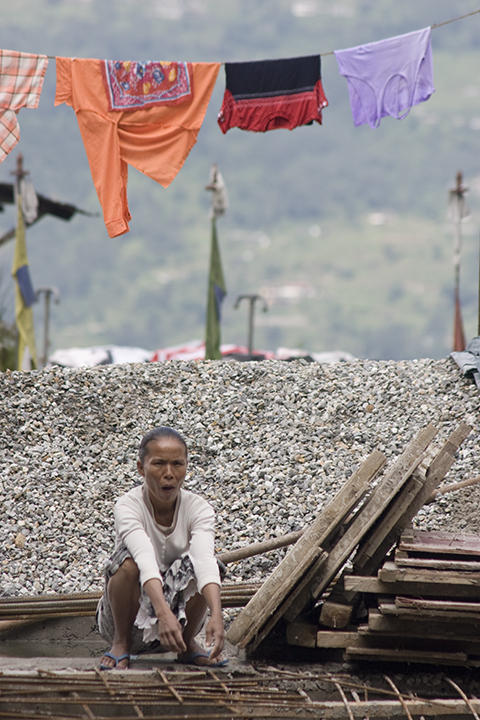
left=55, top=58, right=220, bottom=237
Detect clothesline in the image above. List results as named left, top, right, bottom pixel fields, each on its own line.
left=3, top=7, right=479, bottom=239
left=43, top=7, right=480, bottom=61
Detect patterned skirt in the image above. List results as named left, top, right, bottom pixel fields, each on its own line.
left=96, top=545, right=226, bottom=654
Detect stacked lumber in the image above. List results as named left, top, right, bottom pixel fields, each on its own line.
left=227, top=421, right=480, bottom=667
left=340, top=528, right=480, bottom=666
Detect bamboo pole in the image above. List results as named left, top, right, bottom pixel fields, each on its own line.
left=217, top=531, right=303, bottom=563
left=218, top=473, right=480, bottom=562
left=427, top=476, right=480, bottom=503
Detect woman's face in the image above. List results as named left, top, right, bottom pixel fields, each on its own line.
left=138, top=436, right=187, bottom=510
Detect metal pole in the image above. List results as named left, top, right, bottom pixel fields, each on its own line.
left=450, top=171, right=466, bottom=299
left=43, top=292, right=50, bottom=366
left=234, top=294, right=268, bottom=355
left=449, top=171, right=468, bottom=351
left=35, top=287, right=60, bottom=367
left=247, top=299, right=255, bottom=354
left=478, top=232, right=480, bottom=336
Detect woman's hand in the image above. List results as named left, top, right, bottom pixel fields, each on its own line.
left=205, top=611, right=225, bottom=660
left=144, top=577, right=186, bottom=654
left=156, top=604, right=187, bottom=654
left=201, top=582, right=225, bottom=661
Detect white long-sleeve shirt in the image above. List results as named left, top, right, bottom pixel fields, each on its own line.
left=113, top=484, right=221, bottom=592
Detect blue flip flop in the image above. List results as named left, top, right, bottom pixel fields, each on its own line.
left=99, top=651, right=131, bottom=671
left=176, top=650, right=228, bottom=668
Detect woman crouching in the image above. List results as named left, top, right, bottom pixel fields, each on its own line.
left=96, top=426, right=226, bottom=669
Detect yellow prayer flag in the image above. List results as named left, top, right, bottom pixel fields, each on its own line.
left=11, top=192, right=37, bottom=370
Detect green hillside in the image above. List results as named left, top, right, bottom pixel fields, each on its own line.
left=1, top=0, right=480, bottom=360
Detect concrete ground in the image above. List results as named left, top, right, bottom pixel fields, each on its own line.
left=0, top=615, right=247, bottom=672
left=2, top=615, right=480, bottom=707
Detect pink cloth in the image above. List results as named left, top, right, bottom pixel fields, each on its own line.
left=0, top=49, right=48, bottom=161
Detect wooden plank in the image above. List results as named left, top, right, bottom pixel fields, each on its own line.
left=343, top=574, right=480, bottom=599
left=351, top=472, right=425, bottom=574
left=306, top=426, right=439, bottom=628
left=320, top=424, right=472, bottom=624
left=353, top=422, right=472, bottom=577
left=316, top=630, right=362, bottom=648
left=394, top=554, right=480, bottom=572
left=357, top=628, right=480, bottom=656
left=379, top=561, right=480, bottom=587
left=345, top=645, right=469, bottom=666
left=227, top=543, right=325, bottom=648
left=358, top=635, right=480, bottom=656
left=298, top=423, right=466, bottom=632
left=396, top=596, right=480, bottom=613
left=226, top=450, right=385, bottom=648
left=367, top=608, right=480, bottom=638
left=249, top=550, right=328, bottom=650
left=399, top=528, right=480, bottom=557
left=285, top=622, right=318, bottom=648
left=306, top=425, right=438, bottom=605
left=379, top=601, right=480, bottom=622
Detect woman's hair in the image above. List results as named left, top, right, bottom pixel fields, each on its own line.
left=138, top=426, right=188, bottom=463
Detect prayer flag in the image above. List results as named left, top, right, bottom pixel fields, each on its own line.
left=205, top=217, right=226, bottom=360
left=11, top=190, right=37, bottom=369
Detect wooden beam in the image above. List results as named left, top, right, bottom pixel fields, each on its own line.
left=316, top=630, right=362, bottom=648
left=395, top=596, right=480, bottom=613
left=379, top=600, right=480, bottom=622
left=343, top=574, right=480, bottom=599
left=399, top=528, right=480, bottom=557
left=367, top=608, right=480, bottom=638
left=306, top=425, right=438, bottom=607
left=226, top=449, right=385, bottom=648
left=318, top=601, right=354, bottom=630
left=250, top=550, right=328, bottom=651
left=227, top=543, right=326, bottom=649
left=351, top=472, right=425, bottom=574
left=353, top=422, right=472, bottom=578
left=394, top=554, right=480, bottom=572
left=379, top=561, right=480, bottom=587
left=345, top=645, right=469, bottom=666
left=320, top=424, right=472, bottom=626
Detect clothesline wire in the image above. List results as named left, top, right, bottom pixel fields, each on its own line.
left=431, top=6, right=480, bottom=29
left=318, top=6, right=480, bottom=57
left=44, top=7, right=480, bottom=61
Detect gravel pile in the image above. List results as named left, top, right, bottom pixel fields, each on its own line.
left=1, top=358, right=478, bottom=600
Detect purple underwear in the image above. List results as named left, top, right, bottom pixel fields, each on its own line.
left=335, top=27, right=434, bottom=128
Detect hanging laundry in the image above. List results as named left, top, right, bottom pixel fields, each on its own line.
left=103, top=60, right=193, bottom=110
left=217, top=55, right=328, bottom=134
left=334, top=27, right=434, bottom=128
left=55, top=57, right=220, bottom=238
left=0, top=50, right=48, bottom=162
